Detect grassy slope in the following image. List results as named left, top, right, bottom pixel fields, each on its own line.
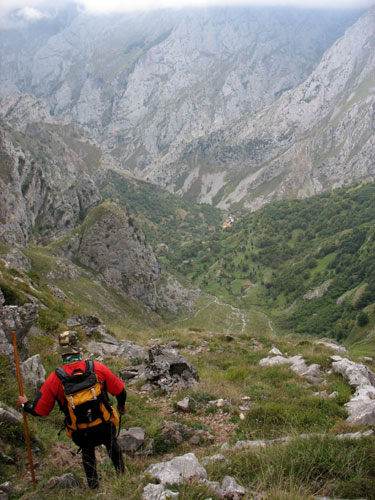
left=2, top=284, right=375, bottom=499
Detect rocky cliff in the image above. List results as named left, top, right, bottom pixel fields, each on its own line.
left=0, top=94, right=101, bottom=245
left=52, top=202, right=161, bottom=309
left=0, top=96, right=163, bottom=309
left=0, top=5, right=368, bottom=209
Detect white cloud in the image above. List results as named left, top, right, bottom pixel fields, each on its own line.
left=0, top=0, right=373, bottom=21
left=16, top=6, right=48, bottom=19
left=77, top=0, right=374, bottom=14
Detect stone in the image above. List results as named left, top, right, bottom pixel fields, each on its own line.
left=329, top=391, right=339, bottom=399
left=0, top=302, right=38, bottom=358
left=145, top=345, right=198, bottom=393
left=144, top=453, right=207, bottom=486
left=315, top=340, right=348, bottom=354
left=119, top=365, right=144, bottom=380
left=268, top=347, right=283, bottom=356
left=331, top=356, right=375, bottom=387
left=142, top=483, right=179, bottom=500
left=259, top=355, right=289, bottom=367
left=118, top=427, right=146, bottom=452
left=201, top=454, right=230, bottom=467
left=176, top=397, right=190, bottom=412
left=44, top=473, right=78, bottom=489
left=159, top=421, right=213, bottom=448
left=0, top=402, right=22, bottom=425
left=20, top=354, right=46, bottom=390
left=0, top=482, right=13, bottom=494
left=221, top=475, right=246, bottom=499
left=88, top=339, right=147, bottom=361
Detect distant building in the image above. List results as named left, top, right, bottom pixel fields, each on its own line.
left=222, top=215, right=235, bottom=229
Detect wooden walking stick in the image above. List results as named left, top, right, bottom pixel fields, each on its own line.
left=12, top=331, right=36, bottom=487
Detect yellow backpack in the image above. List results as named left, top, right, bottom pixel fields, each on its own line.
left=55, top=360, right=119, bottom=438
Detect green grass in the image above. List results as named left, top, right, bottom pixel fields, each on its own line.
left=215, top=435, right=375, bottom=499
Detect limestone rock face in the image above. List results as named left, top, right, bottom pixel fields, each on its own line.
left=0, top=107, right=102, bottom=246
left=331, top=355, right=375, bottom=425
left=55, top=203, right=161, bottom=309
left=0, top=298, right=38, bottom=358
left=0, top=7, right=370, bottom=209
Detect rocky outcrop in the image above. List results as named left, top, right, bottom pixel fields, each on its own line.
left=144, top=344, right=199, bottom=392
left=0, top=113, right=101, bottom=245
left=259, top=348, right=322, bottom=384
left=20, top=354, right=46, bottom=390
left=330, top=355, right=375, bottom=425
left=0, top=288, right=38, bottom=358
left=54, top=202, right=161, bottom=309
left=144, top=452, right=207, bottom=486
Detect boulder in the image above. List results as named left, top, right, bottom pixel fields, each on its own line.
left=222, top=476, right=246, bottom=499
left=315, top=340, right=348, bottom=354
left=44, top=473, right=78, bottom=489
left=259, top=355, right=289, bottom=367
left=20, top=354, right=46, bottom=390
left=345, top=386, right=375, bottom=425
left=88, top=339, right=147, bottom=361
left=331, top=356, right=375, bottom=387
left=145, top=345, right=198, bottom=393
left=0, top=402, right=22, bottom=425
left=118, top=427, right=146, bottom=452
left=176, top=397, right=191, bottom=412
left=142, top=483, right=179, bottom=500
left=144, top=453, right=207, bottom=486
left=159, top=421, right=214, bottom=448
left=0, top=302, right=38, bottom=358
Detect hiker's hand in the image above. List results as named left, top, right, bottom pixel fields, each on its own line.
left=17, top=395, right=28, bottom=408
left=117, top=405, right=127, bottom=415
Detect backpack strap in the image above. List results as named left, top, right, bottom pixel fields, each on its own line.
left=85, top=359, right=94, bottom=374
left=55, top=366, right=68, bottom=381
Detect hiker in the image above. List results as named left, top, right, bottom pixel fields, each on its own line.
left=17, top=330, right=127, bottom=489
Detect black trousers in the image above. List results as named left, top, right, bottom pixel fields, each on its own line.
left=72, top=422, right=125, bottom=489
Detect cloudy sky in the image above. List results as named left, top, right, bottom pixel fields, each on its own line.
left=1, top=0, right=374, bottom=20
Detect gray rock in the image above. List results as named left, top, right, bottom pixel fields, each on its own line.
left=144, top=452, right=207, bottom=486
left=201, top=454, right=230, bottom=467
left=315, top=341, right=348, bottom=354
left=331, top=356, right=375, bottom=387
left=268, top=347, right=283, bottom=356
left=304, top=280, right=332, bottom=301
left=159, top=421, right=213, bottom=448
left=0, top=482, right=13, bottom=494
left=20, top=354, right=46, bottom=390
left=88, top=339, right=147, bottom=361
left=118, top=427, right=146, bottom=452
left=142, top=483, right=179, bottom=500
left=0, top=302, right=38, bottom=358
left=44, top=473, right=78, bottom=489
left=0, top=402, right=22, bottom=425
left=198, top=479, right=223, bottom=497
left=259, top=355, right=289, bottom=367
left=221, top=476, right=246, bottom=499
left=176, top=397, right=191, bottom=412
left=145, top=344, right=198, bottom=393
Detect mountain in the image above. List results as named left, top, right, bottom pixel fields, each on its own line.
left=0, top=5, right=370, bottom=208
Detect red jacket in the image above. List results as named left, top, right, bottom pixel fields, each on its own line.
left=30, top=360, right=125, bottom=416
